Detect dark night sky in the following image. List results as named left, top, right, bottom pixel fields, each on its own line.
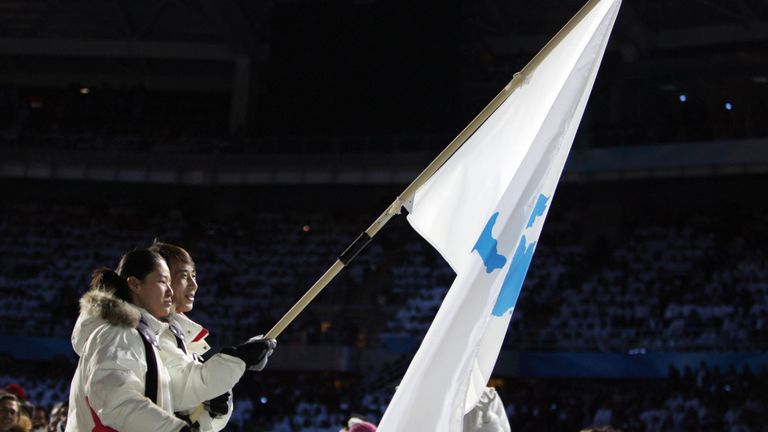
left=262, top=1, right=464, bottom=135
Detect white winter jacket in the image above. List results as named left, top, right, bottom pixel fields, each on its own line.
left=66, top=290, right=188, bottom=432
left=160, top=313, right=245, bottom=432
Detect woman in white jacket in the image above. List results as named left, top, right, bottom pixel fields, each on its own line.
left=66, top=249, right=192, bottom=432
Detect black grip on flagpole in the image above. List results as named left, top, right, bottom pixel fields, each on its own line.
left=339, top=232, right=373, bottom=265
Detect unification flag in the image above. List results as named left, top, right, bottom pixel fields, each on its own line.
left=377, top=0, right=622, bottom=430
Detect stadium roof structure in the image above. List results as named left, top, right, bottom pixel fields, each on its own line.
left=0, top=0, right=766, bottom=183
left=0, top=0, right=764, bottom=70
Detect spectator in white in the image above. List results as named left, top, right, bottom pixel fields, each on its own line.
left=0, top=392, right=21, bottom=432
left=150, top=241, right=276, bottom=431
left=463, top=387, right=511, bottom=432
left=47, top=401, right=67, bottom=432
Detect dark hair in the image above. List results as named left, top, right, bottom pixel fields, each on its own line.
left=0, top=392, right=19, bottom=403
left=149, top=240, right=194, bottom=270
left=90, top=249, right=164, bottom=302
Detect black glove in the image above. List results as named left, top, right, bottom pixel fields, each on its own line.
left=221, top=336, right=277, bottom=371
left=204, top=391, right=231, bottom=418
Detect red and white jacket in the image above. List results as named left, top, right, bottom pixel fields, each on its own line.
left=160, top=313, right=245, bottom=432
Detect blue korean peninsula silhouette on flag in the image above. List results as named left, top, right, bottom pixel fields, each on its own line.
left=474, top=193, right=550, bottom=317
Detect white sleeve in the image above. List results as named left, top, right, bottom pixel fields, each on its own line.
left=159, top=331, right=246, bottom=412
left=484, top=388, right=511, bottom=432
left=462, top=387, right=511, bottom=432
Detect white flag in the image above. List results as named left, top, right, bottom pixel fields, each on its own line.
left=377, top=0, right=622, bottom=430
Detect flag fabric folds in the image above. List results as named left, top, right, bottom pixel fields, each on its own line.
left=377, top=0, right=622, bottom=430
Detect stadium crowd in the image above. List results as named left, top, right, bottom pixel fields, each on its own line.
left=3, top=359, right=767, bottom=431
left=0, top=182, right=766, bottom=430
left=2, top=197, right=768, bottom=351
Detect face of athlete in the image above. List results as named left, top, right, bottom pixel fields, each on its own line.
left=129, top=260, right=174, bottom=319
left=170, top=261, right=198, bottom=313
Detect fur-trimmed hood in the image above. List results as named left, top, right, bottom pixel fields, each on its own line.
left=71, top=290, right=172, bottom=357
left=71, top=290, right=141, bottom=356
left=80, top=289, right=140, bottom=327
left=72, top=290, right=141, bottom=355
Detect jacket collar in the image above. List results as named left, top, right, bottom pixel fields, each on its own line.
left=129, top=304, right=171, bottom=338
left=172, top=313, right=208, bottom=343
